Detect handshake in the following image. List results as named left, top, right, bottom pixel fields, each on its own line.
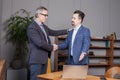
left=52, top=44, right=58, bottom=51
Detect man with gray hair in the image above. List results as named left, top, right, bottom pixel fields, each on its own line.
left=27, top=6, right=68, bottom=80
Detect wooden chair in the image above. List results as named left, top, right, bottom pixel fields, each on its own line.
left=105, top=67, right=120, bottom=79
left=46, top=58, right=51, bottom=73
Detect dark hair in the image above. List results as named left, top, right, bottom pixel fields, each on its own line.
left=35, top=6, right=48, bottom=18
left=74, top=10, right=85, bottom=22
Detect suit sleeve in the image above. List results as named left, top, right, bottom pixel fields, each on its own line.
left=27, top=26, right=53, bottom=52
left=58, top=34, right=69, bottom=50
left=44, top=24, right=68, bottom=36
left=82, top=28, right=91, bottom=53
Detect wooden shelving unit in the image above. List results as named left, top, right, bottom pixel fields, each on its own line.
left=88, top=64, right=110, bottom=67
left=113, top=39, right=120, bottom=66
left=90, top=46, right=110, bottom=49
left=54, top=35, right=119, bottom=71
left=89, top=36, right=113, bottom=70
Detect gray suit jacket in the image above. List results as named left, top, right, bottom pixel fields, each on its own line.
left=27, top=21, right=67, bottom=64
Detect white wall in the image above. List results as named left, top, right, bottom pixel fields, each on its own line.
left=1, top=0, right=13, bottom=65
left=81, top=0, right=120, bottom=38
left=0, top=0, right=2, bottom=56
left=1, top=0, right=41, bottom=66
left=110, top=0, right=120, bottom=38
left=1, top=0, right=120, bottom=75
left=81, top=0, right=110, bottom=37
left=47, top=0, right=80, bottom=29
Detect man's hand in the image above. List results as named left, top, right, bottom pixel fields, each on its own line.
left=67, top=28, right=73, bottom=32
left=53, top=44, right=58, bottom=51
left=79, top=52, right=86, bottom=61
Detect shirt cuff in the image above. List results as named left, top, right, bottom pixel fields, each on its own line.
left=82, top=52, right=87, bottom=56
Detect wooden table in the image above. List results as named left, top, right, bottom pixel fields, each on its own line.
left=37, top=71, right=119, bottom=80
left=37, top=71, right=99, bottom=80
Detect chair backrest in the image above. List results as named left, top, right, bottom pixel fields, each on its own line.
left=105, top=67, right=120, bottom=79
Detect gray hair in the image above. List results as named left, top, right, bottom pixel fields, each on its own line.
left=35, top=6, right=48, bottom=18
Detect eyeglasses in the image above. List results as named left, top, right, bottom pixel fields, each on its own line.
left=40, top=13, right=48, bottom=17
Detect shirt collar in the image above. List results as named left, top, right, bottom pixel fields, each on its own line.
left=34, top=19, right=43, bottom=26
left=74, top=24, right=81, bottom=31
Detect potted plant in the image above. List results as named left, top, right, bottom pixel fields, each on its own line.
left=6, top=9, right=33, bottom=69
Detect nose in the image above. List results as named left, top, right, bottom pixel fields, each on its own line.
left=71, top=18, right=73, bottom=21
left=71, top=20, right=74, bottom=22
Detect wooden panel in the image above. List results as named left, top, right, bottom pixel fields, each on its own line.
left=0, top=59, right=6, bottom=80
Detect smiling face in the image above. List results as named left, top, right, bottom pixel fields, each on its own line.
left=71, top=13, right=81, bottom=27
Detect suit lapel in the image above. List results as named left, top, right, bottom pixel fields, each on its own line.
left=32, top=21, right=42, bottom=32
left=69, top=29, right=74, bottom=45
left=74, top=25, right=83, bottom=43
left=32, top=21, right=50, bottom=43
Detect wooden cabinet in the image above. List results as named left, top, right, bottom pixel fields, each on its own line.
left=54, top=35, right=118, bottom=71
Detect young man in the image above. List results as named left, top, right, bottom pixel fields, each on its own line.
left=56, top=10, right=91, bottom=65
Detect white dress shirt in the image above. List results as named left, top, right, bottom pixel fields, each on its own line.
left=71, top=24, right=81, bottom=56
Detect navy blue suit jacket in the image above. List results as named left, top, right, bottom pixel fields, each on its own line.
left=27, top=21, right=67, bottom=64
left=58, top=25, right=90, bottom=65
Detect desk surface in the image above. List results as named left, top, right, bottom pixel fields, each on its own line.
left=37, top=71, right=118, bottom=80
